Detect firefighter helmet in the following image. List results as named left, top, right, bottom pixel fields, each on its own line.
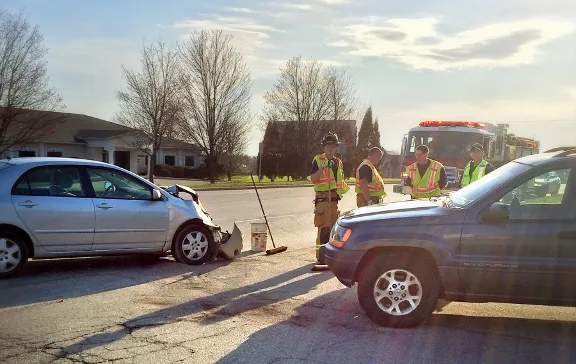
left=321, top=132, right=340, bottom=146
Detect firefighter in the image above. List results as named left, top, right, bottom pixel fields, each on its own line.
left=404, top=145, right=448, bottom=199
left=310, top=132, right=349, bottom=267
left=356, top=147, right=387, bottom=207
left=460, top=143, right=494, bottom=187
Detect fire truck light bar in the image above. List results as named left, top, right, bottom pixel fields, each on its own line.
left=419, top=121, right=486, bottom=129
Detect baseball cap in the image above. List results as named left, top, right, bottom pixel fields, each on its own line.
left=469, top=143, right=484, bottom=152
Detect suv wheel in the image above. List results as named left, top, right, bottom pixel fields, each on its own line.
left=357, top=253, right=439, bottom=328
left=172, top=224, right=215, bottom=265
left=0, top=231, right=28, bottom=279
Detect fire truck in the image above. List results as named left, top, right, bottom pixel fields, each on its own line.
left=392, top=121, right=540, bottom=194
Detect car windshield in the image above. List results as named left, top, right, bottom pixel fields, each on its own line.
left=447, top=161, right=532, bottom=208
left=405, top=131, right=485, bottom=160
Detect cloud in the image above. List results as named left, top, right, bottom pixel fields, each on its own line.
left=329, top=17, right=575, bottom=70
left=173, top=17, right=284, bottom=78
left=225, top=7, right=254, bottom=13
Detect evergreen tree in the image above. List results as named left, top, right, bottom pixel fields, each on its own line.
left=357, top=107, right=373, bottom=152
left=372, top=118, right=381, bottom=148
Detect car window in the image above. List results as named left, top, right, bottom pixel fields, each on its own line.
left=448, top=161, right=531, bottom=208
left=498, top=167, right=572, bottom=220
left=12, top=166, right=85, bottom=197
left=87, top=167, right=152, bottom=200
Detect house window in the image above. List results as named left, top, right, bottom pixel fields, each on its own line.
left=164, top=155, right=176, bottom=166
left=46, top=149, right=63, bottom=157
left=184, top=156, right=195, bottom=167
left=18, top=150, right=36, bottom=158
left=102, top=151, right=109, bottom=163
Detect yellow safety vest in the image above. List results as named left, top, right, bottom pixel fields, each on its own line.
left=406, top=159, right=443, bottom=199
left=355, top=160, right=386, bottom=198
left=313, top=154, right=349, bottom=196
left=461, top=160, right=488, bottom=187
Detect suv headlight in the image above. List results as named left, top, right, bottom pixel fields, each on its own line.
left=329, top=224, right=352, bottom=248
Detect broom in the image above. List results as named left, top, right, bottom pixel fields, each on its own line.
left=250, top=175, right=287, bottom=255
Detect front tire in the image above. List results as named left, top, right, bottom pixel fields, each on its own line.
left=172, top=224, right=215, bottom=265
left=357, top=252, right=440, bottom=328
left=0, top=231, right=28, bottom=279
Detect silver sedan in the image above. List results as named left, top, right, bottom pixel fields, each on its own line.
left=0, top=157, right=239, bottom=278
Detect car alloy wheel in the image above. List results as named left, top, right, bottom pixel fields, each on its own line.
left=182, top=231, right=209, bottom=261
left=373, top=269, right=423, bottom=316
left=0, top=237, right=21, bottom=274
left=357, top=252, right=440, bottom=328
left=0, top=232, right=28, bottom=278
left=172, top=224, right=215, bottom=266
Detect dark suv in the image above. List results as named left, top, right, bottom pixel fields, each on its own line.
left=325, top=148, right=576, bottom=328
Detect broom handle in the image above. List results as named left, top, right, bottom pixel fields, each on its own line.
left=251, top=175, right=277, bottom=248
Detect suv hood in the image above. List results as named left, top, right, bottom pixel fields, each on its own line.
left=339, top=199, right=456, bottom=225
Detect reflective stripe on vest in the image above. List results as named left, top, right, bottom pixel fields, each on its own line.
left=313, top=154, right=349, bottom=195
left=462, top=160, right=488, bottom=187
left=407, top=160, right=442, bottom=198
left=355, top=160, right=386, bottom=197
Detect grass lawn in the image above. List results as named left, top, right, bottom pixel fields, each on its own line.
left=186, top=175, right=400, bottom=190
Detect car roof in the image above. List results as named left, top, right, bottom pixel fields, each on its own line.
left=514, top=150, right=576, bottom=166
left=1, top=157, right=111, bottom=168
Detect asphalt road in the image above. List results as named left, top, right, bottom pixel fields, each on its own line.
left=1, top=186, right=575, bottom=364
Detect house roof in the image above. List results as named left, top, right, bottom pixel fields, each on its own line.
left=22, top=110, right=198, bottom=151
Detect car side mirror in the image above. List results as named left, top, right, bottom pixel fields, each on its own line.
left=152, top=189, right=163, bottom=201
left=482, top=202, right=509, bottom=223
left=104, top=181, right=112, bottom=190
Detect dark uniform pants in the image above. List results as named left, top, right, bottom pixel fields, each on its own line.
left=314, top=190, right=339, bottom=263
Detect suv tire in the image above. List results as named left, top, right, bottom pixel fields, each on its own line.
left=0, top=231, right=28, bottom=279
left=172, top=224, right=215, bottom=265
left=357, top=252, right=440, bottom=328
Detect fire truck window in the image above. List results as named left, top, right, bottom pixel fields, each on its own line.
left=409, top=136, right=416, bottom=153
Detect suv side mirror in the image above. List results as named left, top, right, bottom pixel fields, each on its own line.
left=152, top=189, right=163, bottom=201
left=482, top=202, right=510, bottom=223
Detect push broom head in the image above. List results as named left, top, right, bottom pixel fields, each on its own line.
left=265, top=246, right=288, bottom=255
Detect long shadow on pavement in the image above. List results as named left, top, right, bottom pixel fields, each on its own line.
left=0, top=255, right=230, bottom=309
left=59, top=264, right=333, bottom=357
left=217, top=289, right=576, bottom=364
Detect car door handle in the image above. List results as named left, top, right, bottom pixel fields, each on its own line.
left=96, top=203, right=113, bottom=210
left=18, top=200, right=37, bottom=208
left=558, top=231, right=576, bottom=240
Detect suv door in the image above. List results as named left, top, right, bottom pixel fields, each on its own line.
left=11, top=165, right=95, bottom=252
left=85, top=167, right=169, bottom=251
left=459, top=162, right=576, bottom=302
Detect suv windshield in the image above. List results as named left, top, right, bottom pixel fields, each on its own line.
left=448, top=161, right=532, bottom=208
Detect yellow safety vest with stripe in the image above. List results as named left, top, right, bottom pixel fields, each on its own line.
left=355, top=159, right=386, bottom=198
left=313, top=154, right=349, bottom=196
left=406, top=159, right=443, bottom=199
left=461, top=160, right=488, bottom=187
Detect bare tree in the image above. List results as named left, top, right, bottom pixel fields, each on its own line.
left=0, top=10, right=64, bottom=157
left=263, top=56, right=359, bottom=176
left=178, top=29, right=252, bottom=184
left=325, top=66, right=360, bottom=121
left=222, top=118, right=250, bottom=181
left=115, top=41, right=182, bottom=183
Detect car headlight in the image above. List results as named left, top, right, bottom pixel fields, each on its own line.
left=329, top=224, right=352, bottom=248
left=533, top=183, right=541, bottom=187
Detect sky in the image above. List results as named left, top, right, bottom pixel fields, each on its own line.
left=2, top=0, right=576, bottom=155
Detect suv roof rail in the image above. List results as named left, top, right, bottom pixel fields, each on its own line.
left=545, top=146, right=576, bottom=153
left=552, top=148, right=576, bottom=157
